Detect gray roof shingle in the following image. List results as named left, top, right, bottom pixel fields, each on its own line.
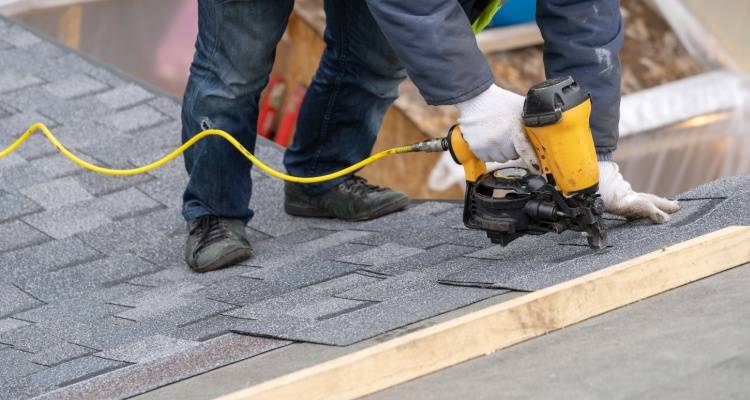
left=0, top=15, right=748, bottom=400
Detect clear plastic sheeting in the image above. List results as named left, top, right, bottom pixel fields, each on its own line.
left=615, top=70, right=750, bottom=197
left=619, top=71, right=749, bottom=137
left=617, top=105, right=750, bottom=198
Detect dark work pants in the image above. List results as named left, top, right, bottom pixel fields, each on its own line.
left=536, top=0, right=624, bottom=155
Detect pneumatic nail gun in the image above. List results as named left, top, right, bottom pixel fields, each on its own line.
left=420, top=76, right=608, bottom=249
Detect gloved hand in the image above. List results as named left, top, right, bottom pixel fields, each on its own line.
left=455, top=84, right=528, bottom=164
left=598, top=161, right=681, bottom=223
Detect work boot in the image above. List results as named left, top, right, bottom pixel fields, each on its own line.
left=284, top=175, right=409, bottom=221
left=184, top=215, right=253, bottom=273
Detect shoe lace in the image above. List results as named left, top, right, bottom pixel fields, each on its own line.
left=341, top=176, right=384, bottom=196
left=190, top=215, right=231, bottom=253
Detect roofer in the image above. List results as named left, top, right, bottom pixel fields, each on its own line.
left=181, top=0, right=680, bottom=272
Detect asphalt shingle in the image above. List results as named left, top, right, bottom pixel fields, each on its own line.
left=148, top=97, right=181, bottom=119
left=0, top=111, right=57, bottom=146
left=0, top=319, right=67, bottom=353
left=0, top=236, right=101, bottom=284
left=87, top=187, right=163, bottom=220
left=126, top=120, right=183, bottom=159
left=39, top=120, right=115, bottom=152
left=98, top=334, right=199, bottom=363
left=1, top=355, right=128, bottom=399
left=38, top=334, right=287, bottom=400
left=678, top=175, right=750, bottom=199
left=0, top=318, right=30, bottom=334
left=369, top=243, right=479, bottom=276
left=95, top=84, right=154, bottom=110
left=0, top=348, right=47, bottom=382
left=3, top=25, right=42, bottom=48
left=264, top=258, right=367, bottom=285
left=28, top=153, right=83, bottom=179
left=22, top=205, right=111, bottom=239
left=74, top=212, right=182, bottom=266
left=20, top=176, right=93, bottom=210
left=0, top=283, right=43, bottom=318
left=172, top=314, right=244, bottom=342
left=137, top=177, right=185, bottom=208
left=113, top=291, right=234, bottom=328
left=0, top=220, right=49, bottom=253
left=0, top=191, right=43, bottom=223
left=0, top=100, right=16, bottom=119
left=17, top=254, right=160, bottom=302
left=20, top=355, right=128, bottom=395
left=44, top=74, right=108, bottom=99
left=24, top=40, right=67, bottom=60
left=125, top=264, right=261, bottom=288
left=75, top=133, right=153, bottom=167
left=196, top=276, right=288, bottom=306
left=29, top=342, right=95, bottom=367
left=13, top=285, right=137, bottom=324
left=74, top=168, right=155, bottom=197
left=0, top=162, right=51, bottom=192
left=223, top=272, right=383, bottom=320
left=0, top=38, right=12, bottom=50
left=335, top=272, right=442, bottom=302
left=0, top=152, right=26, bottom=170
left=54, top=53, right=129, bottom=88
left=0, top=69, right=43, bottom=94
left=234, top=284, right=500, bottom=346
left=247, top=230, right=373, bottom=269
left=105, top=104, right=169, bottom=132
left=335, top=242, right=426, bottom=267
left=288, top=297, right=375, bottom=320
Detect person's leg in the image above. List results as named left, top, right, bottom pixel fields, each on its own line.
left=182, top=0, right=294, bottom=223
left=283, top=0, right=407, bottom=195
left=536, top=0, right=623, bottom=156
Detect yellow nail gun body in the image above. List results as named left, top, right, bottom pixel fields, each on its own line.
left=447, top=76, right=607, bottom=248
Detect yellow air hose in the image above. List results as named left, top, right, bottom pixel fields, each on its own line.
left=0, top=123, right=445, bottom=184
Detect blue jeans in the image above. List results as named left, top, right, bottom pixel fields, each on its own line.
left=181, top=0, right=406, bottom=223
left=536, top=0, right=624, bottom=154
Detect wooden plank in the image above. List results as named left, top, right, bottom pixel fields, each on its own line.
left=476, top=22, right=543, bottom=53
left=217, top=226, right=750, bottom=400
left=57, top=4, right=81, bottom=50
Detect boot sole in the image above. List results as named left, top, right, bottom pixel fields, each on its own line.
left=190, top=247, right=253, bottom=273
left=285, top=196, right=410, bottom=222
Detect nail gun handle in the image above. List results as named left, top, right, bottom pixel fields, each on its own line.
left=446, top=125, right=487, bottom=183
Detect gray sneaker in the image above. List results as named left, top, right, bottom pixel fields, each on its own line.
left=284, top=175, right=409, bottom=221
left=184, top=215, right=253, bottom=273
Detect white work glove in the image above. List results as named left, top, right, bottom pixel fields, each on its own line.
left=598, top=161, right=680, bottom=223
left=456, top=84, right=531, bottom=164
